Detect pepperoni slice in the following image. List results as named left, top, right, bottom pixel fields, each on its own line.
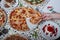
left=21, top=9, right=26, bottom=13
left=42, top=25, right=47, bottom=32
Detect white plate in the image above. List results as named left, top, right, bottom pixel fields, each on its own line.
left=1, top=0, right=18, bottom=13
left=38, top=21, right=60, bottom=40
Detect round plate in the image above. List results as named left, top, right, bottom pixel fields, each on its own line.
left=1, top=0, right=18, bottom=13
left=38, top=21, right=60, bottom=40
left=7, top=7, right=42, bottom=33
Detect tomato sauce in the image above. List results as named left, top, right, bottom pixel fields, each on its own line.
left=42, top=24, right=58, bottom=37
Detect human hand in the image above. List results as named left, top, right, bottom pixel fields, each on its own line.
left=42, top=13, right=53, bottom=20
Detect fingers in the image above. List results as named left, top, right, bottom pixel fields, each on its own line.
left=42, top=13, right=52, bottom=20
left=42, top=13, right=47, bottom=20
left=43, top=17, right=52, bottom=20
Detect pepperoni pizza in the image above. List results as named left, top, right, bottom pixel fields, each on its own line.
left=9, top=7, right=42, bottom=31
left=0, top=8, right=6, bottom=27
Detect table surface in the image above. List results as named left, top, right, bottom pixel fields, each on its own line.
left=0, top=0, right=60, bottom=40
left=42, top=0, right=60, bottom=13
